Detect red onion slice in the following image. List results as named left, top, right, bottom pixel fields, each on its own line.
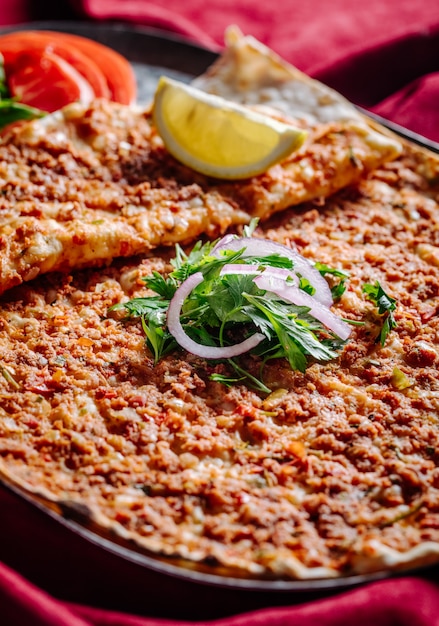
left=212, top=236, right=332, bottom=307
left=219, top=265, right=300, bottom=288
left=211, top=234, right=236, bottom=254
left=167, top=272, right=265, bottom=359
left=253, top=273, right=351, bottom=340
left=219, top=264, right=262, bottom=276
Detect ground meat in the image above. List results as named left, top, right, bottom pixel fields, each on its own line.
left=0, top=144, right=439, bottom=580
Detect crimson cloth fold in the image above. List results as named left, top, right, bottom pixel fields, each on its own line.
left=3, top=563, right=439, bottom=626
left=0, top=0, right=439, bottom=624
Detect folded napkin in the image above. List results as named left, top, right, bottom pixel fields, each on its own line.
left=0, top=1, right=439, bottom=625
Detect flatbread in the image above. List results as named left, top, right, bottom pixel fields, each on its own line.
left=195, top=26, right=402, bottom=218
left=1, top=32, right=439, bottom=582
left=1, top=138, right=439, bottom=579
left=0, top=101, right=248, bottom=296
left=0, top=29, right=401, bottom=296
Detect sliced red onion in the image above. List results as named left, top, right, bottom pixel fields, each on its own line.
left=253, top=273, right=351, bottom=340
left=219, top=264, right=262, bottom=276
left=211, top=234, right=236, bottom=254
left=220, top=264, right=299, bottom=287
left=212, top=236, right=332, bottom=307
left=256, top=266, right=299, bottom=286
left=167, top=271, right=265, bottom=359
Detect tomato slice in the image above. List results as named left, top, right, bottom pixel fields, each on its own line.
left=45, top=31, right=137, bottom=104
left=0, top=33, right=110, bottom=100
left=0, top=31, right=136, bottom=105
left=7, top=50, right=95, bottom=113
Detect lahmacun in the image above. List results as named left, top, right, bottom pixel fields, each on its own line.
left=0, top=28, right=401, bottom=296
left=0, top=31, right=439, bottom=581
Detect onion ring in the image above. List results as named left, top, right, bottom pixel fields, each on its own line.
left=167, top=272, right=265, bottom=358
left=253, top=273, right=351, bottom=340
left=212, top=236, right=332, bottom=307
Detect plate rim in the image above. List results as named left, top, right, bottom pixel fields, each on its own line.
left=0, top=20, right=219, bottom=71
left=0, top=20, right=436, bottom=595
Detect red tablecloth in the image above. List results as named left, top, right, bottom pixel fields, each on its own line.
left=0, top=0, right=439, bottom=624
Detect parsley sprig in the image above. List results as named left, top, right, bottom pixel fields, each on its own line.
left=314, top=262, right=350, bottom=300
left=0, top=54, right=45, bottom=130
left=110, top=238, right=349, bottom=392
left=362, top=281, right=397, bottom=346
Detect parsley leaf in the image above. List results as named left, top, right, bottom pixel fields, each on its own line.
left=143, top=271, right=177, bottom=300
left=298, top=277, right=316, bottom=296
left=314, top=262, right=350, bottom=301
left=243, top=294, right=337, bottom=372
left=0, top=100, right=46, bottom=129
left=362, top=281, right=397, bottom=346
left=0, top=54, right=46, bottom=129
left=110, top=296, right=168, bottom=325
left=110, top=236, right=351, bottom=392
left=142, top=318, right=176, bottom=362
left=109, top=297, right=173, bottom=363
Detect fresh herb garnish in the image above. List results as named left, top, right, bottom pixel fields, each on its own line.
left=110, top=237, right=350, bottom=393
left=362, top=280, right=397, bottom=346
left=1, top=364, right=20, bottom=389
left=0, top=54, right=45, bottom=129
left=314, top=262, right=350, bottom=300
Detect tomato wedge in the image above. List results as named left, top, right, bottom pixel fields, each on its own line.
left=0, top=31, right=136, bottom=105
left=48, top=31, right=137, bottom=104
left=0, top=35, right=110, bottom=100
left=7, top=50, right=95, bottom=113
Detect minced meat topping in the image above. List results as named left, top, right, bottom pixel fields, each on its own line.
left=0, top=145, right=439, bottom=579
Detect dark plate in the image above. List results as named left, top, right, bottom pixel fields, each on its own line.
left=0, top=20, right=218, bottom=102
left=0, top=22, right=437, bottom=602
left=2, top=20, right=438, bottom=151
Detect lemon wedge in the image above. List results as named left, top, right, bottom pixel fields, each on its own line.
left=152, top=76, right=307, bottom=180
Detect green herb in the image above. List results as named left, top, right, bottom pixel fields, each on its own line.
left=141, top=317, right=176, bottom=363
left=210, top=372, right=247, bottom=387
left=314, top=262, right=350, bottom=300
left=110, top=296, right=175, bottom=361
left=0, top=57, right=8, bottom=98
left=1, top=364, right=20, bottom=389
left=242, top=217, right=259, bottom=238
left=298, top=276, right=315, bottom=296
left=362, top=281, right=397, bottom=346
left=0, top=54, right=46, bottom=129
left=391, top=366, right=413, bottom=390
left=379, top=500, right=423, bottom=528
left=0, top=100, right=46, bottom=129
left=211, top=360, right=270, bottom=394
left=110, top=237, right=349, bottom=392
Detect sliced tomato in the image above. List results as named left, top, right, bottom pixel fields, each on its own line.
left=0, top=34, right=110, bottom=100
left=45, top=31, right=137, bottom=104
left=7, top=50, right=95, bottom=113
left=0, top=31, right=136, bottom=105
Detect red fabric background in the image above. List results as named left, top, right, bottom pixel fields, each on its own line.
left=0, top=0, right=438, bottom=624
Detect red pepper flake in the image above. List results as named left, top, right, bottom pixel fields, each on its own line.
left=236, top=404, right=259, bottom=419
left=95, top=387, right=118, bottom=400
left=72, top=233, right=87, bottom=245
left=120, top=240, right=131, bottom=256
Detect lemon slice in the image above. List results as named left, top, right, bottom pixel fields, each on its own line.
left=152, top=76, right=307, bottom=180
